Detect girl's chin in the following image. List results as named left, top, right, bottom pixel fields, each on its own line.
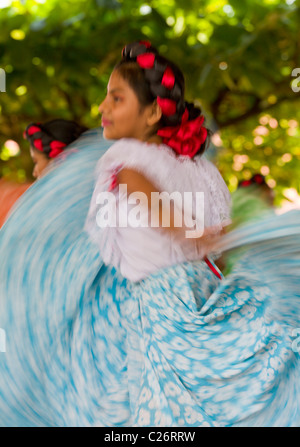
left=103, top=129, right=123, bottom=141
left=102, top=129, right=113, bottom=139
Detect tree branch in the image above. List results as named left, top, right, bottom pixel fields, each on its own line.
left=213, top=90, right=300, bottom=129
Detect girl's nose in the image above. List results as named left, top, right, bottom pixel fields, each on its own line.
left=98, top=97, right=106, bottom=114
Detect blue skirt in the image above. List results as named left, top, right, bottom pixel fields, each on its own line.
left=0, top=129, right=299, bottom=427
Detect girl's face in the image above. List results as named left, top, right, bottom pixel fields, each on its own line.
left=99, top=69, right=159, bottom=142
left=30, top=147, right=50, bottom=179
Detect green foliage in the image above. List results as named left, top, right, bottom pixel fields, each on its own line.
left=0, top=0, right=299, bottom=205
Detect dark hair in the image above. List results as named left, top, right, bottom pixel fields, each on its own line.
left=238, top=174, right=269, bottom=188
left=114, top=41, right=210, bottom=155
left=24, top=119, right=88, bottom=159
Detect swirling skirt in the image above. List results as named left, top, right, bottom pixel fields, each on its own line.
left=0, top=129, right=299, bottom=427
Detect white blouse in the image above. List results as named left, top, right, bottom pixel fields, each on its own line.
left=85, top=138, right=231, bottom=281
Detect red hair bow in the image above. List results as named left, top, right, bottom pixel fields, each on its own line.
left=157, top=109, right=207, bottom=158
left=27, top=125, right=41, bottom=136
left=139, top=40, right=151, bottom=48
left=157, top=97, right=177, bottom=117
left=161, top=66, right=175, bottom=90
left=33, top=138, right=43, bottom=151
left=49, top=141, right=67, bottom=158
left=239, top=180, right=252, bottom=187
left=136, top=52, right=155, bottom=69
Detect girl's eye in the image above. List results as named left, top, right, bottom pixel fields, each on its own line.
left=113, top=96, right=121, bottom=102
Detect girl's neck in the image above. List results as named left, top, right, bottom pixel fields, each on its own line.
left=144, top=133, right=163, bottom=145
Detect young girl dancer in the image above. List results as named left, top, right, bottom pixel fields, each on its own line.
left=0, top=120, right=88, bottom=228
left=84, top=41, right=231, bottom=282
left=0, top=41, right=299, bottom=427
left=24, top=118, right=88, bottom=179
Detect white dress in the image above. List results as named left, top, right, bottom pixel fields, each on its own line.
left=84, top=138, right=231, bottom=281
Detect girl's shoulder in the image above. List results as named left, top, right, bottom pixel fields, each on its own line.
left=95, top=138, right=230, bottom=206
left=95, top=138, right=177, bottom=187
left=97, top=137, right=219, bottom=175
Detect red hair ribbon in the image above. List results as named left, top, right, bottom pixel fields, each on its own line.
left=239, top=180, right=252, bottom=187
left=33, top=138, right=43, bottom=151
left=157, top=108, right=207, bottom=158
left=239, top=174, right=266, bottom=188
left=49, top=140, right=67, bottom=158
left=161, top=66, right=175, bottom=90
left=27, top=125, right=41, bottom=136
left=139, top=40, right=152, bottom=48
left=136, top=52, right=155, bottom=69
left=157, top=96, right=177, bottom=117
left=252, top=174, right=264, bottom=184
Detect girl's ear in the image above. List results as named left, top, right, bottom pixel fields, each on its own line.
left=146, top=100, right=162, bottom=127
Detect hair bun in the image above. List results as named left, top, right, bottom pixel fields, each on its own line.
left=122, top=41, right=158, bottom=60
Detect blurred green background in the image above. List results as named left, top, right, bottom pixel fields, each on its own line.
left=0, top=0, right=299, bottom=208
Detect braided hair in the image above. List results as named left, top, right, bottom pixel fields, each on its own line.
left=24, top=119, right=88, bottom=159
left=115, top=41, right=209, bottom=157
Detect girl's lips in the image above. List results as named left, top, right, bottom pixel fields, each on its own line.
left=101, top=118, right=112, bottom=127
